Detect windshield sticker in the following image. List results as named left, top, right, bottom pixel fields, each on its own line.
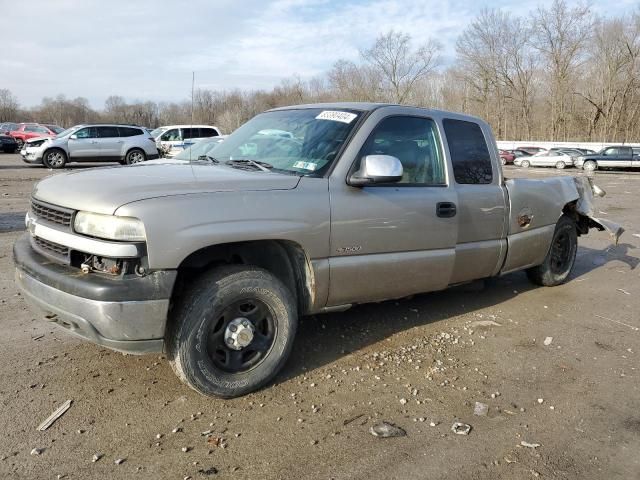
left=292, top=161, right=318, bottom=171
left=315, top=110, right=357, bottom=124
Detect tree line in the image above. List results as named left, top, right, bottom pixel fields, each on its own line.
left=2, top=0, right=639, bottom=142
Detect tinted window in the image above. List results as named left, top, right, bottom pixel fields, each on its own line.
left=200, top=128, right=218, bottom=138
left=443, top=119, right=493, bottom=184
left=74, top=127, right=97, bottom=139
left=357, top=116, right=446, bottom=185
left=118, top=127, right=142, bottom=137
left=97, top=126, right=119, bottom=138
left=161, top=128, right=181, bottom=141
left=182, top=128, right=196, bottom=139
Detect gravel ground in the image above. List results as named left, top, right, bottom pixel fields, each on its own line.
left=1, top=154, right=639, bottom=479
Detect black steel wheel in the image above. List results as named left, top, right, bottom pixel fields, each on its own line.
left=167, top=265, right=297, bottom=398
left=526, top=215, right=577, bottom=286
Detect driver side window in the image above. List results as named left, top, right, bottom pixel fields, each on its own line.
left=74, top=127, right=97, bottom=139
left=356, top=116, right=446, bottom=185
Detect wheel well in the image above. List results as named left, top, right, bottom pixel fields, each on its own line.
left=43, top=147, right=66, bottom=158
left=173, top=240, right=313, bottom=315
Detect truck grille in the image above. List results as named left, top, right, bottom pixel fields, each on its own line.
left=31, top=199, right=74, bottom=227
left=33, top=237, right=70, bottom=261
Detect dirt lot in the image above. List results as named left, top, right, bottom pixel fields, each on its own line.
left=1, top=154, right=639, bottom=479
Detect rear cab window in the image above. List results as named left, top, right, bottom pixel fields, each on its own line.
left=443, top=119, right=493, bottom=185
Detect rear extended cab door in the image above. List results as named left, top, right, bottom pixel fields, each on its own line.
left=440, top=116, right=508, bottom=284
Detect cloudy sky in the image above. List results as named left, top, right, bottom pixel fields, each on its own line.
left=1, top=0, right=636, bottom=108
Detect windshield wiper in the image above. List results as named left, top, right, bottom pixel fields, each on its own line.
left=197, top=155, right=219, bottom=164
left=225, top=159, right=273, bottom=172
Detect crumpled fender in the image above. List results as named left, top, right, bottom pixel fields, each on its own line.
left=572, top=177, right=624, bottom=244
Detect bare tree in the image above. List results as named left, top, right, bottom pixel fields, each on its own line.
left=0, top=89, right=19, bottom=122
left=361, top=30, right=441, bottom=103
left=531, top=0, right=593, bottom=140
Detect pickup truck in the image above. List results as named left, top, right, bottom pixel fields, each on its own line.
left=13, top=103, right=617, bottom=398
left=574, top=145, right=640, bottom=171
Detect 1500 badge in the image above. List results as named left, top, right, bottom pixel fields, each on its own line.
left=336, top=245, right=362, bottom=254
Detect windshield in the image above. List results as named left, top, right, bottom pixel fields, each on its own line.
left=150, top=127, right=166, bottom=138
left=210, top=108, right=361, bottom=176
left=174, top=138, right=223, bottom=160
left=47, top=126, right=64, bottom=134
left=55, top=126, right=81, bottom=138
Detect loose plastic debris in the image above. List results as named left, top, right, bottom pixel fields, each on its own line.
left=474, top=402, right=488, bottom=416
left=451, top=422, right=472, bottom=435
left=520, top=441, right=541, bottom=449
left=544, top=337, right=553, bottom=346
left=30, top=448, right=44, bottom=456
left=37, top=400, right=72, bottom=431
left=369, top=422, right=406, bottom=438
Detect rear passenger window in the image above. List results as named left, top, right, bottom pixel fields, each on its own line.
left=97, top=126, right=119, bottom=138
left=443, top=119, right=493, bottom=184
left=118, top=127, right=142, bottom=137
left=200, top=128, right=218, bottom=138
left=182, top=128, right=196, bottom=139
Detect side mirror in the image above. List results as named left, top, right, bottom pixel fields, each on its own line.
left=348, top=155, right=403, bottom=186
left=69, top=134, right=77, bottom=140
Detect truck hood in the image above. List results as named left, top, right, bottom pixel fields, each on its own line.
left=32, top=162, right=301, bottom=214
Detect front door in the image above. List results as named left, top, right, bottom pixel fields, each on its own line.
left=328, top=115, right=458, bottom=306
left=67, top=127, right=99, bottom=159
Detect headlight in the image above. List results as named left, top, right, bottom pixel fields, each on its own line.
left=74, top=211, right=146, bottom=241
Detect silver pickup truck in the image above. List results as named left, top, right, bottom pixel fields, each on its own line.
left=14, top=103, right=618, bottom=398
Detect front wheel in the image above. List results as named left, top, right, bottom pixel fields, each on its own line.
left=526, top=215, right=577, bottom=286
left=43, top=149, right=67, bottom=169
left=583, top=160, right=597, bottom=171
left=501, top=157, right=507, bottom=165
left=167, top=265, right=297, bottom=398
left=125, top=148, right=146, bottom=165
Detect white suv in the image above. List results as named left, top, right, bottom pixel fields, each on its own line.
left=151, top=125, right=222, bottom=157
left=21, top=124, right=159, bottom=168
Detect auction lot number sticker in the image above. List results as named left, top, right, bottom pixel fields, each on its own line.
left=316, top=111, right=358, bottom=124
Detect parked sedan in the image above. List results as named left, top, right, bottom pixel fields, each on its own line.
left=499, top=149, right=515, bottom=165
left=514, top=151, right=574, bottom=169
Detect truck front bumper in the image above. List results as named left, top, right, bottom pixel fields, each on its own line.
left=13, top=234, right=176, bottom=354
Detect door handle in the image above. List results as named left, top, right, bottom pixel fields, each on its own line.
left=117, top=140, right=124, bottom=143
left=436, top=202, right=457, bottom=218
left=90, top=141, right=98, bottom=144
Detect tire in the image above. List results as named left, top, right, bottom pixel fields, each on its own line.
left=521, top=160, right=530, bottom=168
left=42, top=148, right=67, bottom=169
left=555, top=161, right=566, bottom=169
left=167, top=265, right=297, bottom=398
left=501, top=157, right=507, bottom=165
left=125, top=148, right=146, bottom=165
left=526, top=215, right=577, bottom=287
left=583, top=160, right=597, bottom=171
left=15, top=138, right=24, bottom=149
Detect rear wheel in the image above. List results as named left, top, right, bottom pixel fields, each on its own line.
left=15, top=138, right=24, bottom=149
left=555, top=160, right=566, bottom=169
left=125, top=148, right=146, bottom=165
left=526, top=215, right=577, bottom=286
left=501, top=157, right=507, bottom=165
left=521, top=159, right=530, bottom=168
left=43, top=149, right=67, bottom=169
left=167, top=265, right=297, bottom=398
left=583, top=160, right=597, bottom=171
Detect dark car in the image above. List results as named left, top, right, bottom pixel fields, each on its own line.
left=508, top=149, right=533, bottom=158
left=0, top=134, right=19, bottom=153
left=574, top=145, right=640, bottom=171
left=499, top=149, right=515, bottom=165
left=0, top=122, right=19, bottom=134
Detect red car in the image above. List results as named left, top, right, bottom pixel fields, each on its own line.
left=499, top=149, right=515, bottom=165
left=8, top=123, right=58, bottom=149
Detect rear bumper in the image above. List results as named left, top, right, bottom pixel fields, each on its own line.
left=13, top=234, right=176, bottom=354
